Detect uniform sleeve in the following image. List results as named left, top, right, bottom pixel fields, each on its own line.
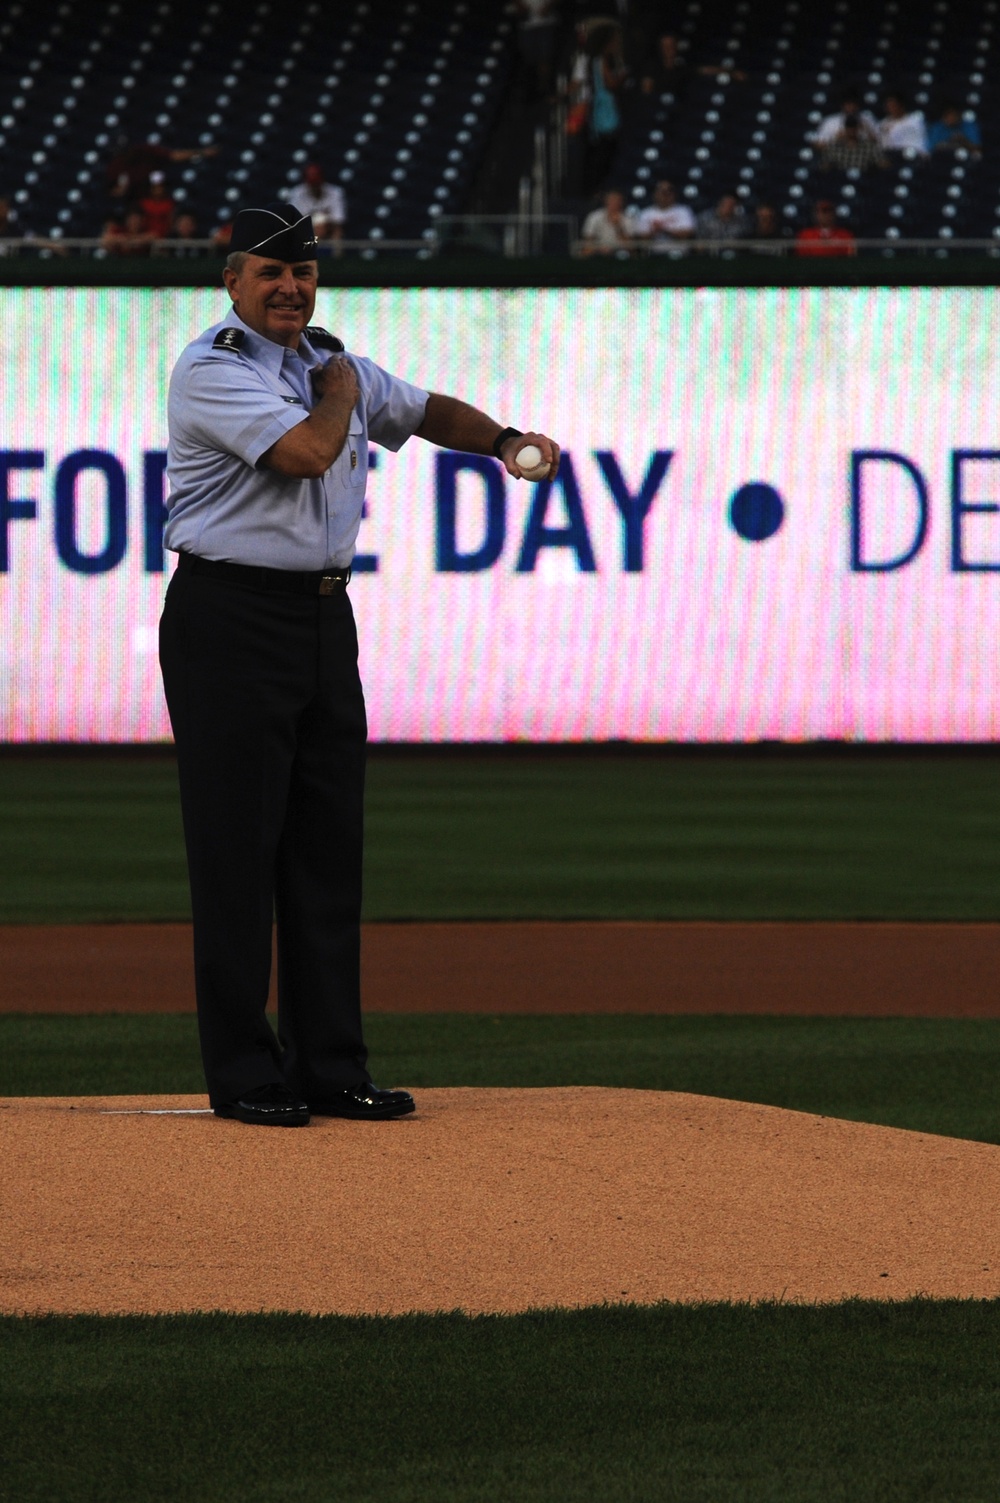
left=174, top=353, right=307, bottom=469
left=351, top=356, right=429, bottom=452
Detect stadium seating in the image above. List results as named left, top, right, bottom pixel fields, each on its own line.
left=1, top=0, right=997, bottom=252
left=0, top=0, right=515, bottom=248
left=613, top=0, right=998, bottom=244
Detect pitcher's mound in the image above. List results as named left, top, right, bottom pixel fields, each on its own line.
left=3, top=1087, right=1000, bottom=1316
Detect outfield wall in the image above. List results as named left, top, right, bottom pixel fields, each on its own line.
left=2, top=285, right=999, bottom=742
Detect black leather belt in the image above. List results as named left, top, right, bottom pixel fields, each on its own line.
left=177, top=551, right=351, bottom=595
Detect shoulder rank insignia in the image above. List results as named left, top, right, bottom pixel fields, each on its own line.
left=212, top=327, right=245, bottom=351
left=304, top=326, right=345, bottom=352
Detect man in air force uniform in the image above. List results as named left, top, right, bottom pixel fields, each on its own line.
left=160, top=202, right=560, bottom=1125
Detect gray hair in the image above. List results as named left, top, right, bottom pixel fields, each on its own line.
left=225, top=250, right=249, bottom=274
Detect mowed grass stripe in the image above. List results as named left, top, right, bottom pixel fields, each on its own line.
left=5, top=1013, right=1000, bottom=1144
left=2, top=751, right=1000, bottom=921
left=4, top=1302, right=1000, bottom=1502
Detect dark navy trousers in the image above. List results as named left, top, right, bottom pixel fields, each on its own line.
left=159, top=563, right=370, bottom=1107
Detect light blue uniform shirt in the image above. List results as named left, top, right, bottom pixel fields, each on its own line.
left=165, top=310, right=429, bottom=570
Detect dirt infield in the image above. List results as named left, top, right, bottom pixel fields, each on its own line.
left=3, top=1087, right=999, bottom=1316
left=2, top=921, right=1000, bottom=1015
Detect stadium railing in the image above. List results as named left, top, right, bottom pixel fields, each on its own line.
left=5, top=231, right=1000, bottom=262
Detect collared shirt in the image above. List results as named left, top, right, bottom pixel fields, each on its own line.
left=165, top=311, right=429, bottom=570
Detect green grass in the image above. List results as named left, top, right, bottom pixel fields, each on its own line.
left=4, top=750, right=999, bottom=1500
left=1, top=751, right=1000, bottom=921
left=0, top=757, right=187, bottom=923
left=5, top=1012, right=1000, bottom=1144
left=4, top=1302, right=1000, bottom=1502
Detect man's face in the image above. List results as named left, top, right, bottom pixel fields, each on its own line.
left=176, top=213, right=197, bottom=237
left=605, top=192, right=624, bottom=216
left=885, top=95, right=903, bottom=119
left=305, top=164, right=323, bottom=189
left=756, top=205, right=776, bottom=233
left=718, top=195, right=737, bottom=219
left=223, top=254, right=319, bottom=347
left=653, top=181, right=675, bottom=207
left=816, top=203, right=836, bottom=228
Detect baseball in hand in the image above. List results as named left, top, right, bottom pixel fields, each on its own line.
left=515, top=443, right=550, bottom=482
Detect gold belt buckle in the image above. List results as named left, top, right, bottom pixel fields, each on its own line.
left=319, top=575, right=335, bottom=596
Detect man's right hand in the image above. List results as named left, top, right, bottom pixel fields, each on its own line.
left=262, top=358, right=360, bottom=479
left=311, top=356, right=359, bottom=412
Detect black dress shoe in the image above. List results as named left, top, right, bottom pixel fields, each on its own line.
left=214, top=1082, right=310, bottom=1126
left=308, top=1083, right=415, bottom=1120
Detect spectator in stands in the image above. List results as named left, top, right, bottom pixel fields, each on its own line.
left=641, top=29, right=746, bottom=99
left=585, top=24, right=627, bottom=193
left=101, top=207, right=154, bottom=256
left=928, top=102, right=982, bottom=156
left=696, top=191, right=748, bottom=244
left=106, top=137, right=217, bottom=200
left=565, top=25, right=593, bottom=197
left=566, top=26, right=591, bottom=119
left=287, top=163, right=346, bottom=254
left=140, top=172, right=175, bottom=241
left=749, top=202, right=789, bottom=255
left=634, top=179, right=695, bottom=254
left=641, top=32, right=689, bottom=105
left=818, top=115, right=887, bottom=173
left=581, top=188, right=634, bottom=255
left=878, top=93, right=929, bottom=157
left=166, top=212, right=204, bottom=257
left=212, top=221, right=234, bottom=252
left=516, top=0, right=559, bottom=102
left=795, top=200, right=856, bottom=257
left=811, top=89, right=879, bottom=147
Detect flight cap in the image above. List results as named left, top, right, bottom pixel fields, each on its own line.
left=229, top=201, right=318, bottom=260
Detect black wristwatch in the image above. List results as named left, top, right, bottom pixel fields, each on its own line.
left=491, top=426, right=523, bottom=460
